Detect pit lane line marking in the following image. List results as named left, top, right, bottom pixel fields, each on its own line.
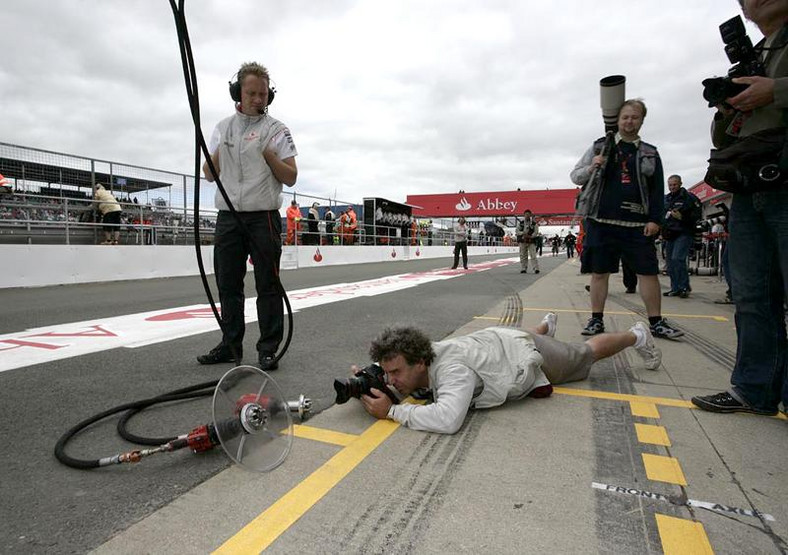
left=476, top=308, right=730, bottom=322
left=213, top=417, right=401, bottom=554
left=635, top=423, right=671, bottom=446
left=642, top=453, right=688, bottom=486
left=214, top=387, right=776, bottom=553
left=0, top=258, right=517, bottom=373
left=656, top=515, right=714, bottom=555
left=553, top=388, right=787, bottom=419
left=592, top=482, right=775, bottom=522
left=291, top=425, right=358, bottom=447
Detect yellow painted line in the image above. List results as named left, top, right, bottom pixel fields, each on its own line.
left=655, top=514, right=714, bottom=554
left=642, top=453, right=687, bottom=485
left=291, top=424, right=359, bottom=447
left=498, top=307, right=729, bottom=322
left=553, top=387, right=788, bottom=419
left=635, top=423, right=671, bottom=446
left=630, top=401, right=660, bottom=419
left=213, top=418, right=400, bottom=554
left=553, top=386, right=694, bottom=409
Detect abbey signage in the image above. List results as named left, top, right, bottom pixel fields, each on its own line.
left=406, top=189, right=579, bottom=218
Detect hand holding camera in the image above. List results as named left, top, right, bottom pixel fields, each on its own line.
left=360, top=388, right=392, bottom=419
left=727, top=76, right=776, bottom=112
left=333, top=363, right=400, bottom=405
left=702, top=15, right=766, bottom=108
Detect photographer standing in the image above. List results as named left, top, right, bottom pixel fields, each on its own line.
left=450, top=217, right=469, bottom=270
left=515, top=209, right=540, bottom=274
left=662, top=175, right=701, bottom=298
left=570, top=100, right=683, bottom=339
left=198, top=62, right=298, bottom=371
left=693, top=0, right=788, bottom=416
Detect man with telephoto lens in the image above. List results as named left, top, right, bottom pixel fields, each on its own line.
left=355, top=314, right=661, bottom=434
left=570, top=100, right=683, bottom=340
left=693, top=0, right=788, bottom=416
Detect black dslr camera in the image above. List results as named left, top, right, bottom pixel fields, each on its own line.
left=702, top=15, right=765, bottom=107
left=333, top=363, right=400, bottom=405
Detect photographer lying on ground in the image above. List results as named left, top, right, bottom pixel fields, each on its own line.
left=357, top=314, right=661, bottom=434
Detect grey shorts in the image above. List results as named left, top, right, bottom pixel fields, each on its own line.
left=532, top=334, right=595, bottom=384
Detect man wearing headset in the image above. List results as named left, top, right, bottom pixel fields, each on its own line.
left=198, top=61, right=298, bottom=371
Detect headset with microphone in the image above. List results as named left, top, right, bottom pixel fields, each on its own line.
left=228, top=72, right=276, bottom=105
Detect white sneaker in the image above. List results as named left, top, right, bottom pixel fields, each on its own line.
left=541, top=312, right=558, bottom=338
left=631, top=321, right=661, bottom=370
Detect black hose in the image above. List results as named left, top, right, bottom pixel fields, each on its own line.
left=52, top=1, right=297, bottom=470
left=169, top=0, right=294, bottom=364
left=54, top=380, right=218, bottom=469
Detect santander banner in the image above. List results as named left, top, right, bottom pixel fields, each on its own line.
left=688, top=181, right=728, bottom=204
left=406, top=188, right=579, bottom=217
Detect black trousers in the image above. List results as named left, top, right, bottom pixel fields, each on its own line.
left=452, top=241, right=468, bottom=268
left=214, top=210, right=283, bottom=355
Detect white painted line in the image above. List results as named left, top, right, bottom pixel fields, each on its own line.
left=592, top=482, right=775, bottom=522
left=0, top=259, right=516, bottom=372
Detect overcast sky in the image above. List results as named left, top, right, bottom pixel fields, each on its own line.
left=2, top=1, right=754, bottom=206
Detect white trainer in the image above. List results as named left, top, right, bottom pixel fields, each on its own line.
left=631, top=321, right=661, bottom=370
left=541, top=312, right=558, bottom=338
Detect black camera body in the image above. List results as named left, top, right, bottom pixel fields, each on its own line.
left=333, top=363, right=400, bottom=405
left=702, top=16, right=765, bottom=107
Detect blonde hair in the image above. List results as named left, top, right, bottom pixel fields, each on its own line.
left=237, top=62, right=270, bottom=84
left=620, top=98, right=647, bottom=119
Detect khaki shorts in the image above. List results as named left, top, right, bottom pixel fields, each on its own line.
left=532, top=334, right=595, bottom=384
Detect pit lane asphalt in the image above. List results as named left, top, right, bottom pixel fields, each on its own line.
left=0, top=253, right=560, bottom=554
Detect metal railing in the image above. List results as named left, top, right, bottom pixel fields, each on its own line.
left=1, top=192, right=517, bottom=248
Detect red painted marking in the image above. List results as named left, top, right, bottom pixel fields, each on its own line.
left=28, top=325, right=117, bottom=338
left=0, top=339, right=67, bottom=352
left=146, top=308, right=216, bottom=322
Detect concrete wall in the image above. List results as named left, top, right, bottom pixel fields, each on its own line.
left=0, top=244, right=519, bottom=289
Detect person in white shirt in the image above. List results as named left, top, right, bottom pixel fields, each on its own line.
left=358, top=313, right=661, bottom=434
left=197, top=61, right=297, bottom=371
left=450, top=217, right=469, bottom=269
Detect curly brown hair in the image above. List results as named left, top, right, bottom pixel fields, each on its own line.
left=369, top=327, right=435, bottom=366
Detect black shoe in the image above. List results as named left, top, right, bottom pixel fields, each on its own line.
left=678, top=290, right=689, bottom=299
left=197, top=344, right=240, bottom=365
left=585, top=284, right=591, bottom=292
left=520, top=269, right=527, bottom=274
left=534, top=269, right=540, bottom=274
left=691, top=391, right=777, bottom=416
left=714, top=294, right=734, bottom=305
left=650, top=319, right=684, bottom=339
left=581, top=317, right=605, bottom=336
left=663, top=290, right=679, bottom=297
left=451, top=266, right=457, bottom=269
left=625, top=287, right=636, bottom=294
left=258, top=353, right=279, bottom=371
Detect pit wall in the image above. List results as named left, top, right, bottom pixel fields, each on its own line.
left=0, top=244, right=519, bottom=289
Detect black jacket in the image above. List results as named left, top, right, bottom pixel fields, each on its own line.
left=663, top=188, right=701, bottom=237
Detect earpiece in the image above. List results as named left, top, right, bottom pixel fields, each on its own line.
left=228, top=73, right=275, bottom=105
